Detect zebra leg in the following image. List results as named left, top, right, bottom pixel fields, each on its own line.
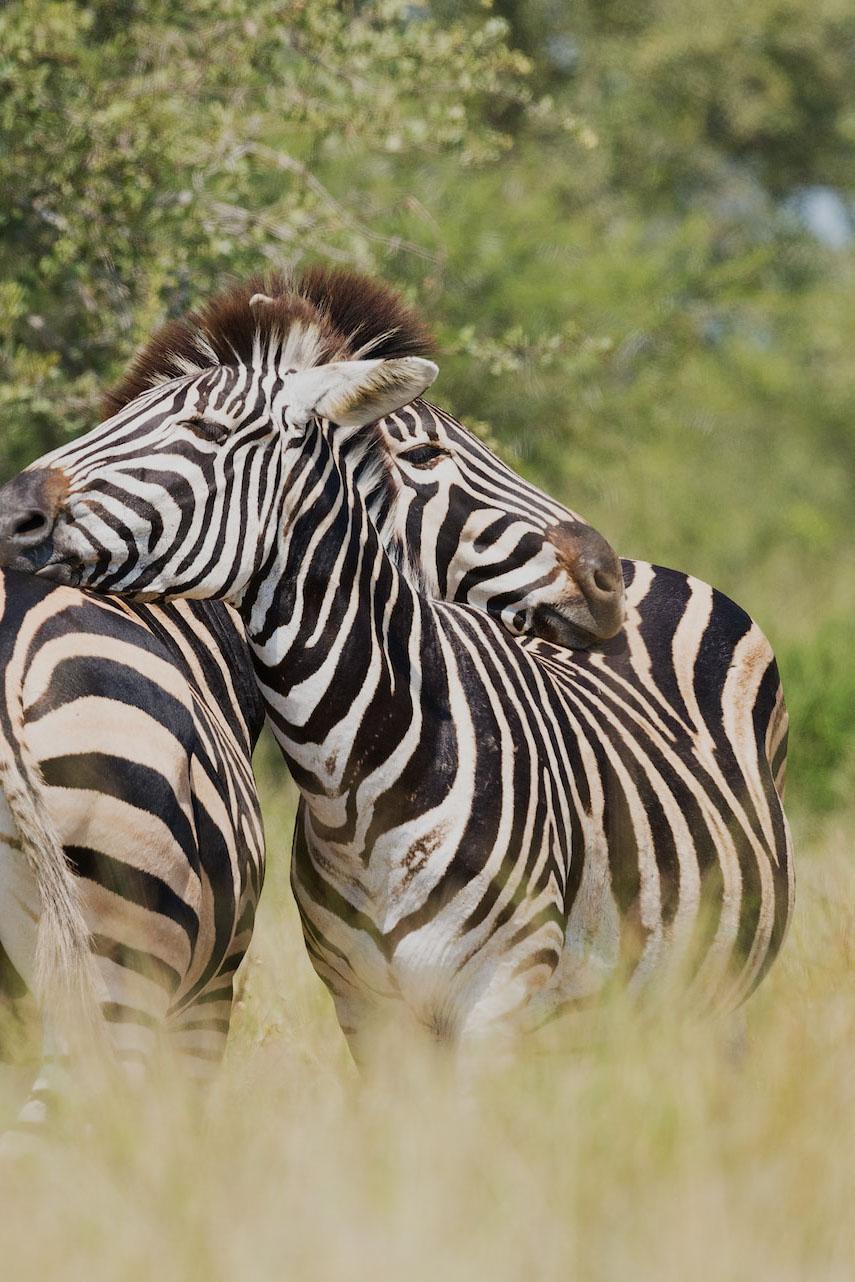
left=723, top=1006, right=750, bottom=1067
left=0, top=815, right=38, bottom=1049
left=0, top=935, right=37, bottom=1142
left=167, top=973, right=235, bottom=1081
left=0, top=816, right=57, bottom=1142
left=2, top=966, right=177, bottom=1158
left=0, top=826, right=178, bottom=1145
left=2, top=957, right=175, bottom=1151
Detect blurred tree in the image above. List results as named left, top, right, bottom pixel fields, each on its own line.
left=781, top=616, right=855, bottom=813
left=445, top=0, right=855, bottom=198
left=0, top=0, right=538, bottom=475
left=573, top=0, right=855, bottom=201
left=408, top=0, right=855, bottom=634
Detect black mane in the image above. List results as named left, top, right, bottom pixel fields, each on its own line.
left=104, top=267, right=435, bottom=417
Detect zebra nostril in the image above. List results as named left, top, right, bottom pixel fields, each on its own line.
left=11, top=509, right=51, bottom=541
left=592, top=567, right=616, bottom=595
left=4, top=507, right=54, bottom=551
left=0, top=467, right=65, bottom=562
left=579, top=556, right=624, bottom=628
left=543, top=520, right=626, bottom=641
left=577, top=546, right=622, bottom=605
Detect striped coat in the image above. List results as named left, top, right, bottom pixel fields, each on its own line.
left=0, top=269, right=792, bottom=1059
left=0, top=570, right=264, bottom=1130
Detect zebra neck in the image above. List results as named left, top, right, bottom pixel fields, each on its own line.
left=239, top=429, right=445, bottom=819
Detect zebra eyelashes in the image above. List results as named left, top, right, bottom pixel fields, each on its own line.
left=399, top=442, right=449, bottom=468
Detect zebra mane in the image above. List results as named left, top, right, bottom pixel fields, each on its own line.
left=104, top=267, right=435, bottom=417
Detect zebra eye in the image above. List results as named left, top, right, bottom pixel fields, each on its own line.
left=400, top=443, right=448, bottom=468
left=181, top=415, right=230, bottom=445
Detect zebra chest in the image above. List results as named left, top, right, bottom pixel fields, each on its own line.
left=293, top=806, right=567, bottom=1043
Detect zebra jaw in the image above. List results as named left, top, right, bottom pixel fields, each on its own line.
left=529, top=602, right=608, bottom=650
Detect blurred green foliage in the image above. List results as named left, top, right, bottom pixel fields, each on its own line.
left=0, top=0, right=535, bottom=463
left=781, top=617, right=855, bottom=813
left=1, top=0, right=853, bottom=814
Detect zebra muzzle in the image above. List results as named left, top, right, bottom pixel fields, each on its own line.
left=543, top=521, right=626, bottom=644
left=0, top=468, right=65, bottom=574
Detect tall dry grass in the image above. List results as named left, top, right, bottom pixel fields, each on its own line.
left=1, top=768, right=852, bottom=1282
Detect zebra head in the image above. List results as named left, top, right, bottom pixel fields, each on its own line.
left=362, top=402, right=624, bottom=646
left=0, top=271, right=625, bottom=647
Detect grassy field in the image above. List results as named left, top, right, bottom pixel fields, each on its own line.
left=0, top=754, right=852, bottom=1282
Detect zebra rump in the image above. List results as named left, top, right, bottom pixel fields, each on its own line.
left=0, top=568, right=264, bottom=1134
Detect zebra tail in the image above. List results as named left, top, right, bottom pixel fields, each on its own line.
left=0, top=708, right=104, bottom=1050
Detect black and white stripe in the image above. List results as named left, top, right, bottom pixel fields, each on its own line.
left=0, top=271, right=792, bottom=1056
left=0, top=568, right=264, bottom=1132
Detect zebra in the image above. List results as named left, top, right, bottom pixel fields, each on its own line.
left=0, top=270, right=792, bottom=1057
left=0, top=569, right=266, bottom=1136
left=0, top=272, right=627, bottom=1117
left=0, top=272, right=632, bottom=1133
left=0, top=497, right=607, bottom=1138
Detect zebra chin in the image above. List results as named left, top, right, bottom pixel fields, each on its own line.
left=34, top=558, right=86, bottom=588
left=0, top=539, right=83, bottom=587
left=530, top=598, right=625, bottom=650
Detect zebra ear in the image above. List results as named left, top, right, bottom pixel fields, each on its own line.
left=283, top=357, right=438, bottom=430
